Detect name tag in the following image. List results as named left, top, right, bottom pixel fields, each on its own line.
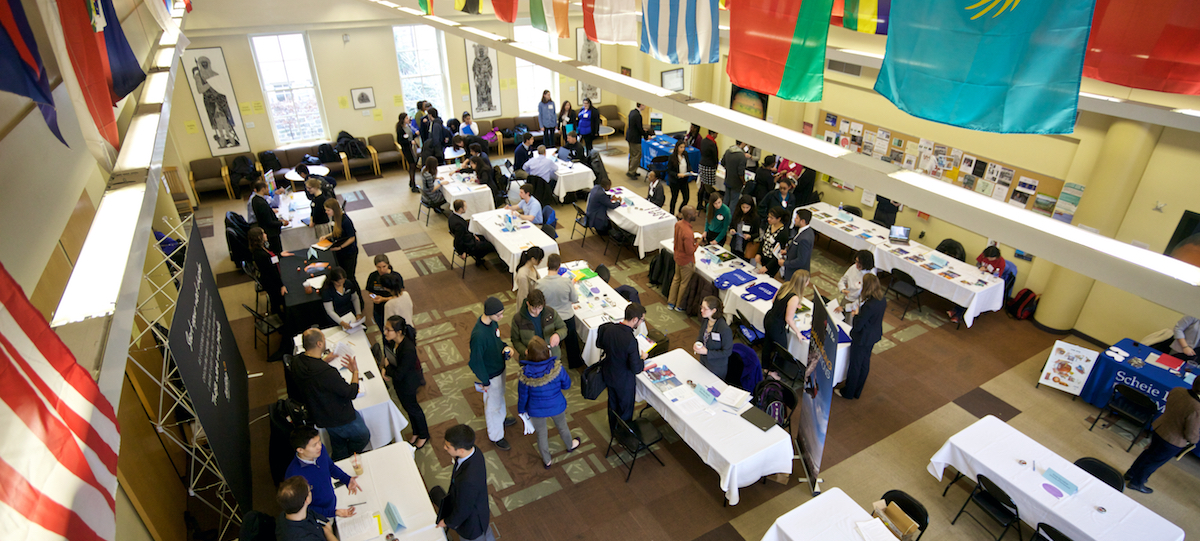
left=270, top=256, right=279, bottom=264
left=741, top=225, right=750, bottom=233
left=717, top=215, right=725, bottom=221
left=711, top=334, right=721, bottom=343
left=496, top=329, right=501, bottom=338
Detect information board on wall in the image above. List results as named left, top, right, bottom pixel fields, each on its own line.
left=168, top=221, right=252, bottom=509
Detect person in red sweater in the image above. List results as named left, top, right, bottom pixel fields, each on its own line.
left=949, top=245, right=1006, bottom=323
left=668, top=206, right=699, bottom=310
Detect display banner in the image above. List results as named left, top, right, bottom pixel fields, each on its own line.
left=168, top=221, right=252, bottom=509
left=1038, top=340, right=1100, bottom=396
left=798, top=287, right=837, bottom=494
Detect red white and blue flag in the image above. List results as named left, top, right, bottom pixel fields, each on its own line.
left=0, top=262, right=120, bottom=541
left=0, top=0, right=66, bottom=145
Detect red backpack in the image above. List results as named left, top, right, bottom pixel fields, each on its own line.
left=1006, top=289, right=1039, bottom=320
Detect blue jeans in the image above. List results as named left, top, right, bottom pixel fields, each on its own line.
left=1125, top=431, right=1183, bottom=487
left=724, top=187, right=741, bottom=209
left=326, top=411, right=371, bottom=461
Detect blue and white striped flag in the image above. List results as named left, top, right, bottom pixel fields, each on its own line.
left=640, top=0, right=720, bottom=65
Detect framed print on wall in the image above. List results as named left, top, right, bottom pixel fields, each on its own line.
left=576, top=29, right=601, bottom=104
left=351, top=87, right=375, bottom=110
left=181, top=47, right=250, bottom=157
left=465, top=40, right=502, bottom=119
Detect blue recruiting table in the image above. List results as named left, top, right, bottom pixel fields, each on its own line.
left=1078, top=338, right=1199, bottom=456
left=642, top=134, right=699, bottom=173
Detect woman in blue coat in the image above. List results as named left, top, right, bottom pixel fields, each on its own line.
left=838, top=274, right=886, bottom=399
left=517, top=336, right=581, bottom=468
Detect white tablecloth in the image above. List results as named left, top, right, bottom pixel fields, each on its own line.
left=553, top=159, right=596, bottom=199
left=929, top=416, right=1184, bottom=541
left=298, top=328, right=409, bottom=451
left=333, top=443, right=447, bottom=541
left=604, top=186, right=676, bottom=258
left=468, top=208, right=559, bottom=274
left=636, top=349, right=793, bottom=505
left=538, top=260, right=644, bottom=366
left=760, top=487, right=872, bottom=541
left=804, top=202, right=1005, bottom=327
left=438, top=165, right=493, bottom=220
left=279, top=191, right=317, bottom=252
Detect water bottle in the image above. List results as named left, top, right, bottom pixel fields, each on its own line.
left=838, top=202, right=844, bottom=212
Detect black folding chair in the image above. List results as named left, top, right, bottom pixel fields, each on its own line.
left=243, top=304, right=283, bottom=352
left=842, top=205, right=863, bottom=217
left=605, top=408, right=665, bottom=482
left=603, top=225, right=637, bottom=263
left=766, top=341, right=805, bottom=386
left=1088, top=383, right=1158, bottom=451
left=1073, top=457, right=1124, bottom=492
left=1032, top=523, right=1073, bottom=541
left=886, top=269, right=924, bottom=320
left=570, top=202, right=591, bottom=244
left=732, top=310, right=766, bottom=348
left=883, top=489, right=930, bottom=541
left=952, top=474, right=1022, bottom=541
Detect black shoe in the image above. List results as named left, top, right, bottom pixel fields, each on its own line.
left=410, top=186, right=420, bottom=193
left=475, top=258, right=490, bottom=270
left=494, top=438, right=511, bottom=451
left=503, top=416, right=517, bottom=427
left=1123, top=472, right=1132, bottom=481
left=1127, top=482, right=1153, bottom=494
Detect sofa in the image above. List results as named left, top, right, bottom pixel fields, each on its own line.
left=264, top=142, right=352, bottom=185
left=188, top=157, right=231, bottom=200
left=491, top=115, right=541, bottom=154
left=597, top=105, right=625, bottom=135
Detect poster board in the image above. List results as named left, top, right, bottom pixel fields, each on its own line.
left=182, top=47, right=250, bottom=157
left=1037, top=340, right=1100, bottom=396
left=798, top=287, right=837, bottom=495
left=818, top=109, right=1072, bottom=222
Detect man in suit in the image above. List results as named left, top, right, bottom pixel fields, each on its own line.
left=1124, top=380, right=1200, bottom=493
left=721, top=141, right=749, bottom=207
left=781, top=208, right=814, bottom=280
left=513, top=132, right=534, bottom=179
left=249, top=180, right=288, bottom=254
left=448, top=199, right=496, bottom=269
left=435, top=425, right=494, bottom=541
left=585, top=177, right=620, bottom=235
left=597, top=304, right=648, bottom=432
left=626, top=103, right=651, bottom=179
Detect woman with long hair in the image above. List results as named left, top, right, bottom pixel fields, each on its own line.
left=693, top=295, right=733, bottom=381
left=764, top=270, right=809, bottom=377
left=381, top=273, right=412, bottom=326
left=381, top=315, right=429, bottom=450
left=396, top=112, right=419, bottom=192
left=557, top=101, right=577, bottom=146
left=517, top=336, right=581, bottom=469
left=704, top=192, right=731, bottom=245
left=323, top=198, right=358, bottom=282
left=682, top=123, right=702, bottom=148
left=514, top=247, right=545, bottom=306
left=667, top=141, right=695, bottom=214
left=421, top=156, right=448, bottom=211
left=755, top=206, right=790, bottom=278
left=839, top=274, right=886, bottom=399
left=248, top=225, right=290, bottom=315
left=538, top=90, right=557, bottom=147
left=364, top=254, right=396, bottom=328
left=321, top=267, right=361, bottom=328
left=459, top=111, right=480, bottom=137
left=728, top=195, right=760, bottom=259
left=472, top=154, right=501, bottom=204
left=577, top=98, right=599, bottom=153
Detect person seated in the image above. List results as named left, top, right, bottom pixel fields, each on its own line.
left=459, top=111, right=481, bottom=137
left=276, top=476, right=338, bottom=541
left=523, top=145, right=558, bottom=183
left=949, top=245, right=1005, bottom=323
left=283, top=426, right=361, bottom=520
left=585, top=177, right=621, bottom=235
left=420, top=156, right=448, bottom=212
left=506, top=184, right=543, bottom=225
left=448, top=199, right=496, bottom=268
left=647, top=171, right=666, bottom=208
left=469, top=155, right=502, bottom=205
left=563, top=131, right=587, bottom=163
left=513, top=132, right=534, bottom=173
left=469, top=142, right=492, bottom=171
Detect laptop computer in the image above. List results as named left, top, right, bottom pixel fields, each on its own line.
left=556, top=147, right=572, bottom=162
left=888, top=225, right=912, bottom=245
left=741, top=406, right=779, bottom=432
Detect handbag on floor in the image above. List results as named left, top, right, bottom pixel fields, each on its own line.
left=581, top=356, right=606, bottom=400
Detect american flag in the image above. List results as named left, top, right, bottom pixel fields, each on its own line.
left=0, top=262, right=120, bottom=540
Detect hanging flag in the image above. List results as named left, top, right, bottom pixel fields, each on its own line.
left=875, top=0, right=1096, bottom=134
left=531, top=0, right=569, bottom=38
left=727, top=0, right=834, bottom=102
left=56, top=0, right=121, bottom=148
left=182, top=0, right=192, bottom=12
left=718, top=0, right=730, bottom=10
left=531, top=0, right=550, bottom=32
left=418, top=0, right=432, bottom=15
left=840, top=0, right=890, bottom=34
left=583, top=0, right=639, bottom=45
left=1083, top=0, right=1200, bottom=95
left=456, top=0, right=480, bottom=14
left=0, top=261, right=121, bottom=541
left=552, top=0, right=570, bottom=38
left=99, top=0, right=145, bottom=102
left=0, top=0, right=67, bottom=145
left=640, top=0, right=720, bottom=65
left=491, top=0, right=517, bottom=22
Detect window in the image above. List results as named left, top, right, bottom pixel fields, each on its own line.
left=513, top=25, right=557, bottom=115
left=250, top=33, right=325, bottom=144
left=394, top=25, right=450, bottom=117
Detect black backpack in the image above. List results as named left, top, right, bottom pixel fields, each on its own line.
left=258, top=150, right=282, bottom=172
left=229, top=155, right=260, bottom=183
left=751, top=380, right=789, bottom=428
left=1007, top=288, right=1039, bottom=320
left=317, top=143, right=338, bottom=163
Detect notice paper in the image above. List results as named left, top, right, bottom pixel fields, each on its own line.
left=857, top=518, right=897, bottom=541
left=337, top=512, right=381, bottom=539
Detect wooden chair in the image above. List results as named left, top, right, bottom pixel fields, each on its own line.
left=188, top=157, right=232, bottom=200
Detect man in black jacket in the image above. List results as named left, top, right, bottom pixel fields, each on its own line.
left=748, top=155, right=777, bottom=203
left=249, top=180, right=288, bottom=254
left=598, top=304, right=648, bottom=432
left=626, top=103, right=651, bottom=179
left=721, top=140, right=749, bottom=207
left=513, top=132, right=534, bottom=178
left=290, top=329, right=370, bottom=461
left=781, top=208, right=814, bottom=280
left=563, top=131, right=587, bottom=163
left=698, top=130, right=720, bottom=213
left=435, top=425, right=494, bottom=541
left=448, top=199, right=495, bottom=269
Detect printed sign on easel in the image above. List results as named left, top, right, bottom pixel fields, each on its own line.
left=1037, top=341, right=1100, bottom=395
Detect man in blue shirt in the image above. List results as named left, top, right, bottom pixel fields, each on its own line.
left=522, top=145, right=558, bottom=183
left=506, top=184, right=543, bottom=225
left=283, top=426, right=361, bottom=520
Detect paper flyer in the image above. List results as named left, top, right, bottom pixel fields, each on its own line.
left=1052, top=182, right=1084, bottom=224
left=840, top=119, right=850, bottom=132
left=1032, top=193, right=1057, bottom=216
left=960, top=154, right=976, bottom=173
left=849, top=122, right=864, bottom=137
left=950, top=148, right=963, bottom=169
left=877, top=129, right=891, bottom=144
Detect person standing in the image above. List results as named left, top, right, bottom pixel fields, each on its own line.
left=667, top=141, right=695, bottom=214
left=577, top=99, right=599, bottom=153
left=755, top=207, right=791, bottom=278
left=397, top=112, right=420, bottom=193
left=364, top=255, right=397, bottom=328
left=748, top=155, right=777, bottom=204
left=517, top=336, right=582, bottom=469
left=304, top=177, right=333, bottom=238
left=512, top=247, right=544, bottom=306
left=668, top=206, right=698, bottom=311
left=537, top=254, right=584, bottom=369
left=538, top=90, right=557, bottom=150
left=248, top=226, right=288, bottom=316
left=764, top=271, right=809, bottom=377
left=275, top=476, right=338, bottom=541
left=598, top=304, right=648, bottom=431
left=836, top=250, right=876, bottom=324
left=704, top=193, right=731, bottom=246
left=289, top=330, right=371, bottom=460
left=721, top=141, right=749, bottom=207
left=1123, top=380, right=1200, bottom=493
left=781, top=208, right=814, bottom=280
left=468, top=297, right=517, bottom=450
left=322, top=199, right=358, bottom=283
left=435, top=425, right=494, bottom=541
left=381, top=273, right=413, bottom=325
left=647, top=171, right=665, bottom=208
left=838, top=274, right=886, bottom=399
left=557, top=101, right=577, bottom=147
left=250, top=180, right=288, bottom=254
left=626, top=103, right=651, bottom=179
left=510, top=289, right=567, bottom=361
left=693, top=296, right=733, bottom=381
left=758, top=176, right=795, bottom=222
left=698, top=130, right=720, bottom=214
left=728, top=196, right=760, bottom=260
left=283, top=427, right=361, bottom=521
left=381, top=315, right=429, bottom=450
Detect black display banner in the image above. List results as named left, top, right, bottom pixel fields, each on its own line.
left=168, top=221, right=252, bottom=509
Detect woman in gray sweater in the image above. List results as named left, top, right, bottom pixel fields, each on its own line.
left=693, top=295, right=733, bottom=381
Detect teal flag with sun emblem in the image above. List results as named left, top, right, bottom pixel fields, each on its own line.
left=874, top=0, right=1097, bottom=134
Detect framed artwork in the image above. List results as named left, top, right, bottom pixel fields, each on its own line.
left=351, top=87, right=375, bottom=110
left=730, top=84, right=768, bottom=121
left=620, top=66, right=632, bottom=77
left=181, top=47, right=249, bottom=157
left=576, top=29, right=601, bottom=104
left=465, top=40, right=502, bottom=119
left=661, top=68, right=684, bottom=92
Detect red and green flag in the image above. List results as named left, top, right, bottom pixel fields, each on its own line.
left=418, top=0, right=432, bottom=15
left=727, top=0, right=835, bottom=102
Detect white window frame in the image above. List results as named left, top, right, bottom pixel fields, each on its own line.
left=393, top=25, right=453, bottom=118
left=248, top=32, right=328, bottom=146
left=512, top=23, right=559, bottom=115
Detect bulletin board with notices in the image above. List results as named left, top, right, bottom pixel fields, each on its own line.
left=817, top=110, right=1085, bottom=224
